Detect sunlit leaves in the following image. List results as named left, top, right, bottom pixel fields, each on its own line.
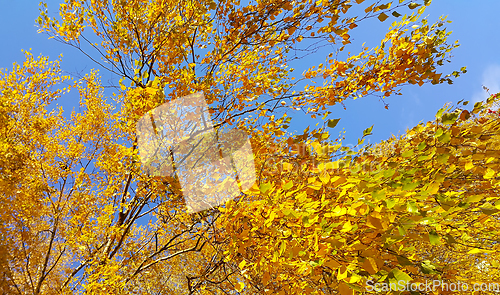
left=218, top=93, right=500, bottom=294
left=299, top=11, right=460, bottom=113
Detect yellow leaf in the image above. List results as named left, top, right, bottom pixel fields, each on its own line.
left=367, top=215, right=384, bottom=230
left=363, top=257, right=378, bottom=274
left=283, top=162, right=293, bottom=171
left=339, top=282, right=353, bottom=295
left=324, top=259, right=340, bottom=269
left=341, top=220, right=352, bottom=232
left=467, top=248, right=483, bottom=254
left=235, top=281, right=245, bottom=292
left=337, top=265, right=348, bottom=280
left=319, top=173, right=330, bottom=184
left=378, top=12, right=389, bottom=22
left=471, top=125, right=482, bottom=134
left=484, top=168, right=495, bottom=179
left=145, top=87, right=156, bottom=95
left=466, top=195, right=483, bottom=203
left=365, top=3, right=374, bottom=13
left=486, top=157, right=495, bottom=164
left=262, top=272, right=270, bottom=285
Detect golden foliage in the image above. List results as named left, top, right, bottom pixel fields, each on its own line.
left=0, top=0, right=486, bottom=294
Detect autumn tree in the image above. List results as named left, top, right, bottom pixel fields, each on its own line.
left=219, top=94, right=500, bottom=294
left=0, top=0, right=480, bottom=294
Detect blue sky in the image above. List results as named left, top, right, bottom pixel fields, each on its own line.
left=1, top=0, right=499, bottom=148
